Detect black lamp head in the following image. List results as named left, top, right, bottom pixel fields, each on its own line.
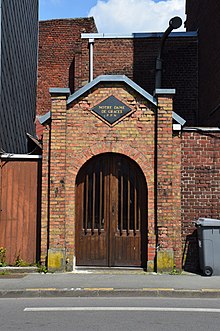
left=169, top=16, right=182, bottom=30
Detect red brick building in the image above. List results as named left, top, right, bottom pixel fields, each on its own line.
left=37, top=23, right=198, bottom=129
left=38, top=18, right=220, bottom=273
left=181, top=129, right=220, bottom=272
left=40, top=76, right=184, bottom=272
left=37, top=18, right=97, bottom=138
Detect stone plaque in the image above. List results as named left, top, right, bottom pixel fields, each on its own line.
left=92, top=95, right=132, bottom=125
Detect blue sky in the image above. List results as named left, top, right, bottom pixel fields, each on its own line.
left=39, top=0, right=185, bottom=33
left=39, top=0, right=98, bottom=20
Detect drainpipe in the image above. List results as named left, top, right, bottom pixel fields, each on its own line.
left=154, top=17, right=182, bottom=272
left=89, top=38, right=94, bottom=82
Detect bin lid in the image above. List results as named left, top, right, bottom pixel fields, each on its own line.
left=196, top=218, right=220, bottom=227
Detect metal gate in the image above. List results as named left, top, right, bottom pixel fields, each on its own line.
left=76, top=153, right=147, bottom=267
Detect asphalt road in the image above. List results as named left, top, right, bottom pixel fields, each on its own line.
left=1, top=296, right=220, bottom=330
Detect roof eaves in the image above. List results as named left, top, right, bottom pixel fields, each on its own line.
left=67, top=75, right=157, bottom=106
left=38, top=111, right=51, bottom=125
left=172, top=111, right=186, bottom=126
left=81, top=31, right=198, bottom=39
left=42, top=77, right=185, bottom=126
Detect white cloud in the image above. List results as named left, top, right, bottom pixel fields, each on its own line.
left=88, top=0, right=186, bottom=33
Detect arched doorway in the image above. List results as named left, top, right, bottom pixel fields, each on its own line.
left=75, top=153, right=147, bottom=267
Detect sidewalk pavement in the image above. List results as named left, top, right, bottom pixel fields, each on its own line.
left=0, top=268, right=220, bottom=298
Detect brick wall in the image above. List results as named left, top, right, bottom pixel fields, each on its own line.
left=80, top=35, right=198, bottom=125
left=156, top=94, right=182, bottom=270
left=37, top=22, right=198, bottom=138
left=40, top=124, right=50, bottom=264
left=181, top=130, right=220, bottom=272
left=185, top=0, right=200, bottom=31
left=37, top=18, right=97, bottom=138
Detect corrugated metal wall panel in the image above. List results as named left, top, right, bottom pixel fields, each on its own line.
left=0, top=159, right=41, bottom=265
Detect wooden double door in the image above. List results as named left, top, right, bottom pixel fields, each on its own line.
left=76, top=153, right=147, bottom=267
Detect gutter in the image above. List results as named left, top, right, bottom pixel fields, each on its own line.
left=81, top=31, right=197, bottom=39
left=183, top=127, right=220, bottom=132
left=1, top=154, right=42, bottom=159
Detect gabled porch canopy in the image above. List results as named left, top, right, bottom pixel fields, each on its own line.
left=39, top=75, right=186, bottom=127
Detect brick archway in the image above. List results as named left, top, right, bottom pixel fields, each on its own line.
left=68, top=141, right=153, bottom=186
left=64, top=143, right=155, bottom=270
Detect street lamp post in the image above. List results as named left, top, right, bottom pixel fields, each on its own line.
left=155, top=16, right=182, bottom=89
